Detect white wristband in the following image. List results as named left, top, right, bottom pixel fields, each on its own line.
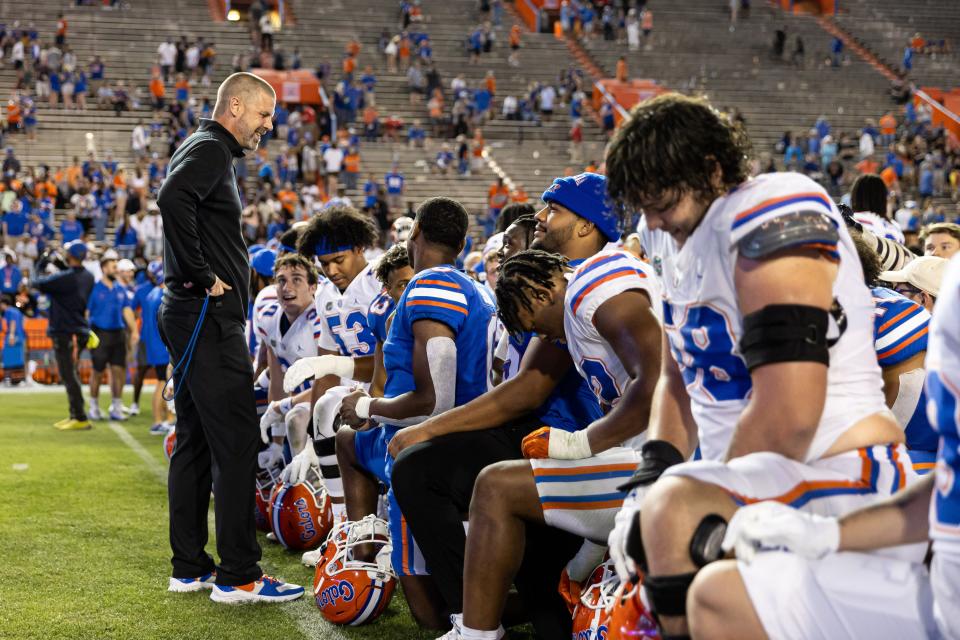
left=547, top=428, right=593, bottom=460
left=355, top=396, right=372, bottom=420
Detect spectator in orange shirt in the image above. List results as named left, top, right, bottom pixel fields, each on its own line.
left=174, top=74, right=190, bottom=104
left=511, top=184, right=528, bottom=203
left=616, top=55, right=628, bottom=82
left=343, top=54, right=357, bottom=81
left=485, top=70, right=497, bottom=96
left=472, top=129, right=485, bottom=172
left=911, top=32, right=925, bottom=53
left=6, top=99, right=21, bottom=132
left=487, top=177, right=510, bottom=235
left=346, top=37, right=361, bottom=59
left=342, top=148, right=361, bottom=190
left=66, top=157, right=82, bottom=196
left=278, top=182, right=299, bottom=216
left=641, top=8, right=653, bottom=39
left=56, top=13, right=68, bottom=46
left=145, top=74, right=164, bottom=114
left=879, top=112, right=897, bottom=145
left=398, top=36, right=411, bottom=71
left=509, top=24, right=522, bottom=67
left=363, top=104, right=380, bottom=141
left=584, top=159, right=598, bottom=173
left=855, top=157, right=879, bottom=176
left=880, top=165, right=900, bottom=194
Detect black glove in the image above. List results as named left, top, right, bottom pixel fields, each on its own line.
left=616, top=439, right=685, bottom=492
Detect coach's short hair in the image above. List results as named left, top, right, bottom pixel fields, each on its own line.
left=213, top=72, right=276, bottom=118
left=415, top=197, right=469, bottom=252
left=606, top=93, right=750, bottom=212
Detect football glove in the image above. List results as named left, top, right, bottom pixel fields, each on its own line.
left=257, top=442, right=284, bottom=470
left=521, top=426, right=592, bottom=460
left=722, top=501, right=840, bottom=563
left=281, top=443, right=320, bottom=485
left=259, top=398, right=293, bottom=444
left=283, top=355, right=355, bottom=393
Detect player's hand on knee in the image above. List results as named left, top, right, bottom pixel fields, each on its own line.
left=722, top=501, right=840, bottom=563
left=339, top=389, right=370, bottom=427
left=260, top=398, right=293, bottom=444
left=521, top=427, right=592, bottom=460
left=283, top=355, right=354, bottom=393
left=387, top=424, right=433, bottom=458
left=281, top=444, right=319, bottom=484
left=257, top=442, right=283, bottom=470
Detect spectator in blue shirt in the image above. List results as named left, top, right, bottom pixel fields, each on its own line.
left=3, top=200, right=27, bottom=241
left=114, top=216, right=139, bottom=259
left=85, top=251, right=138, bottom=421
left=385, top=166, right=405, bottom=212
left=60, top=210, right=83, bottom=244
left=27, top=214, right=54, bottom=251
left=408, top=120, right=426, bottom=148
left=1, top=294, right=27, bottom=385
left=141, top=265, right=172, bottom=433
left=363, top=173, right=380, bottom=210
left=903, top=44, right=914, bottom=72
left=1, top=250, right=21, bottom=295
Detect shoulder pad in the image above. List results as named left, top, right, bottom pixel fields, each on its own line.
left=737, top=210, right=839, bottom=260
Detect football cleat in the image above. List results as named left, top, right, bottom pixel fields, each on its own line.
left=108, top=408, right=125, bottom=421
left=209, top=575, right=304, bottom=604
left=313, top=515, right=397, bottom=625
left=88, top=404, right=103, bottom=421
left=254, top=466, right=280, bottom=533
left=168, top=571, right=216, bottom=593
left=606, top=579, right=660, bottom=639
left=268, top=468, right=334, bottom=551
left=572, top=559, right=621, bottom=640
left=163, top=429, right=177, bottom=462
left=124, top=402, right=140, bottom=416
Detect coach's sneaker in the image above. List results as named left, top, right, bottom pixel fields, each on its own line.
left=168, top=572, right=216, bottom=593
left=56, top=419, right=92, bottom=431
left=209, top=575, right=304, bottom=604
left=88, top=404, right=103, bottom=421
left=53, top=417, right=73, bottom=428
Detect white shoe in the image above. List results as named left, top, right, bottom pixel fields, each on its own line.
left=265, top=532, right=277, bottom=543
left=209, top=575, right=304, bottom=604
left=301, top=546, right=325, bottom=567
left=88, top=404, right=103, bottom=421
left=168, top=572, right=216, bottom=592
left=437, top=615, right=505, bottom=640
left=124, top=402, right=140, bottom=416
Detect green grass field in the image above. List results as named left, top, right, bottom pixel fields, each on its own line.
left=0, top=388, right=441, bottom=640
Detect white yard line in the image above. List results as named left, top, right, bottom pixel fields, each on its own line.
left=108, top=420, right=343, bottom=640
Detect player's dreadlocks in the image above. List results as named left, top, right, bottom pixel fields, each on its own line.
left=511, top=215, right=537, bottom=250
left=374, top=243, right=410, bottom=286
left=605, top=93, right=750, bottom=215
left=297, top=205, right=379, bottom=258
left=495, top=250, right=568, bottom=337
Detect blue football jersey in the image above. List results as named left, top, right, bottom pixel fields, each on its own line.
left=367, top=290, right=395, bottom=344
left=382, top=266, right=497, bottom=413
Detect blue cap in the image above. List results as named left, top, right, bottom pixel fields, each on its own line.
left=65, top=240, right=88, bottom=260
left=541, top=173, right=620, bottom=242
left=248, top=243, right=266, bottom=256
left=148, top=260, right=164, bottom=284
left=251, top=249, right=277, bottom=278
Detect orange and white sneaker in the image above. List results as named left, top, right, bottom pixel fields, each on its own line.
left=209, top=575, right=304, bottom=604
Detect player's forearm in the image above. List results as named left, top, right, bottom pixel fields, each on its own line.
left=368, top=391, right=436, bottom=423
left=839, top=474, right=934, bottom=551
left=726, top=363, right=826, bottom=461
left=350, top=355, right=375, bottom=383
left=370, top=343, right=386, bottom=398
left=586, top=375, right=655, bottom=454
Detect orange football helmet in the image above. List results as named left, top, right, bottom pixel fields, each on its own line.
left=607, top=579, right=660, bottom=639
left=572, top=559, right=620, bottom=640
left=163, top=429, right=176, bottom=462
left=254, top=466, right=280, bottom=533
left=313, top=515, right=397, bottom=625
left=268, top=468, right=334, bottom=550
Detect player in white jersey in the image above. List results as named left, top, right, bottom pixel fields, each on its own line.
left=255, top=254, right=323, bottom=470
left=694, top=257, right=960, bottom=640
left=602, top=94, right=918, bottom=637
left=277, top=206, right=384, bottom=524
left=442, top=249, right=662, bottom=639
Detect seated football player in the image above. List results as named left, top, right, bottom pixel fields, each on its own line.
left=255, top=254, right=322, bottom=469
left=335, top=197, right=497, bottom=629
left=489, top=214, right=536, bottom=386
left=278, top=206, right=384, bottom=522
left=601, top=93, right=923, bottom=638
left=366, top=242, right=414, bottom=396
left=442, top=248, right=663, bottom=640
left=386, top=174, right=619, bottom=637
left=690, top=259, right=960, bottom=640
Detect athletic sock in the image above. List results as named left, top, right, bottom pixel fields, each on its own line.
left=460, top=624, right=504, bottom=640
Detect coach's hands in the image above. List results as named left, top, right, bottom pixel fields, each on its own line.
left=283, top=355, right=355, bottom=393
left=387, top=423, right=434, bottom=458
left=722, top=501, right=840, bottom=563
left=281, top=444, right=320, bottom=485
left=206, top=275, right=232, bottom=297
left=521, top=427, right=592, bottom=460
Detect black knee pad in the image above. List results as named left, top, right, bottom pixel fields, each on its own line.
left=643, top=572, right=697, bottom=618
left=689, top=514, right=727, bottom=568
left=625, top=512, right=647, bottom=573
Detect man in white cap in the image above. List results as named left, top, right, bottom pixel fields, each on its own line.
left=881, top=255, right=949, bottom=313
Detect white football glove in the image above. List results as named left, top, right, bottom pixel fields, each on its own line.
left=257, top=442, right=284, bottom=470
left=722, top=501, right=840, bottom=564
left=283, top=355, right=355, bottom=393
left=608, top=487, right=646, bottom=582
left=259, top=398, right=293, bottom=444
left=281, top=443, right=320, bottom=485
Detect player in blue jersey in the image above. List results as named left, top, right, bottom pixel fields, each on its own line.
left=702, top=257, right=960, bottom=640
left=388, top=174, right=624, bottom=637
left=330, top=197, right=496, bottom=629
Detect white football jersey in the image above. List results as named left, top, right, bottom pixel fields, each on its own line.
left=255, top=300, right=322, bottom=393
left=248, top=284, right=279, bottom=359
left=314, top=260, right=382, bottom=357
left=928, top=257, right=960, bottom=556
left=564, top=249, right=662, bottom=449
left=853, top=211, right=905, bottom=244
left=652, top=172, right=885, bottom=462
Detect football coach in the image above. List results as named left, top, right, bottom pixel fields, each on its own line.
left=157, top=72, right=302, bottom=603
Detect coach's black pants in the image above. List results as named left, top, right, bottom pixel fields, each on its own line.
left=391, top=417, right=582, bottom=638
left=52, top=333, right=86, bottom=421
left=159, top=303, right=262, bottom=586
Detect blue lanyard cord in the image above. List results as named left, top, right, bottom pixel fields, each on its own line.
left=161, top=296, right=210, bottom=402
